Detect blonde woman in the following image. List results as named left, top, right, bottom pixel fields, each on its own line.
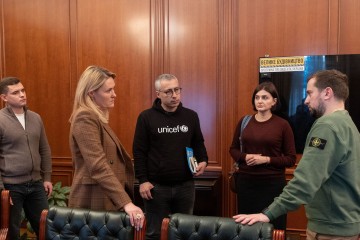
left=68, top=65, right=144, bottom=230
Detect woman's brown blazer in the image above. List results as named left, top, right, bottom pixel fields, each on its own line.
left=68, top=110, right=135, bottom=211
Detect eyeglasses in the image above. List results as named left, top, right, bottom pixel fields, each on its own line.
left=158, top=87, right=182, bottom=97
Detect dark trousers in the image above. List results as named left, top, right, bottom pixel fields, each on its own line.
left=4, top=180, right=49, bottom=240
left=144, top=180, right=195, bottom=240
left=236, top=176, right=287, bottom=230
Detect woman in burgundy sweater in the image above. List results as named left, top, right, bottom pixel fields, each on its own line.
left=229, top=81, right=296, bottom=230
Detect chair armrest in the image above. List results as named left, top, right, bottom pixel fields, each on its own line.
left=0, top=190, right=10, bottom=240
left=38, top=209, right=49, bottom=240
left=1, top=190, right=10, bottom=229
left=273, top=229, right=285, bottom=240
left=134, top=218, right=146, bottom=240
left=160, top=218, right=170, bottom=240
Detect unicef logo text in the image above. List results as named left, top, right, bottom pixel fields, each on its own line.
left=158, top=125, right=188, bottom=133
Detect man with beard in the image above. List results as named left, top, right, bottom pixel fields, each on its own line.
left=233, top=69, right=360, bottom=239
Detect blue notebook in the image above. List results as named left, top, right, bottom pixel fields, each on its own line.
left=186, top=147, right=198, bottom=174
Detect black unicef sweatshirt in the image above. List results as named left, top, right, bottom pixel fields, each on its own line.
left=133, top=99, right=208, bottom=184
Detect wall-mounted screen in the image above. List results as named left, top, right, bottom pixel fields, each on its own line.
left=259, top=54, right=360, bottom=153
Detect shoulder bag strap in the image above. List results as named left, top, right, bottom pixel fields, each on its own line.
left=240, top=115, right=252, bottom=152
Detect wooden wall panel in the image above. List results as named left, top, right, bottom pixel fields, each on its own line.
left=51, top=159, right=73, bottom=187
left=167, top=0, right=219, bottom=167
left=75, top=0, right=152, bottom=152
left=280, top=1, right=330, bottom=55
left=1, top=0, right=72, bottom=156
left=338, top=0, right=360, bottom=53
left=327, top=0, right=340, bottom=54
left=167, top=0, right=238, bottom=216
left=236, top=0, right=331, bottom=119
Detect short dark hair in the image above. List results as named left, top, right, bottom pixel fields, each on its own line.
left=0, top=77, right=21, bottom=94
left=308, top=69, right=349, bottom=101
left=252, top=81, right=280, bottom=111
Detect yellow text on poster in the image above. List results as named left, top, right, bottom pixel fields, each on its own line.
left=260, top=56, right=305, bottom=72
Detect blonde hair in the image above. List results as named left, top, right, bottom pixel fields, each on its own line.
left=69, top=65, right=116, bottom=124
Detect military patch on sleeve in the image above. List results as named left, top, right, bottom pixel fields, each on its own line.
left=309, top=137, right=327, bottom=150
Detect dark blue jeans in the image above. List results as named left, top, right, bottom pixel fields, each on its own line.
left=144, top=180, right=195, bottom=240
left=4, top=180, right=49, bottom=240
